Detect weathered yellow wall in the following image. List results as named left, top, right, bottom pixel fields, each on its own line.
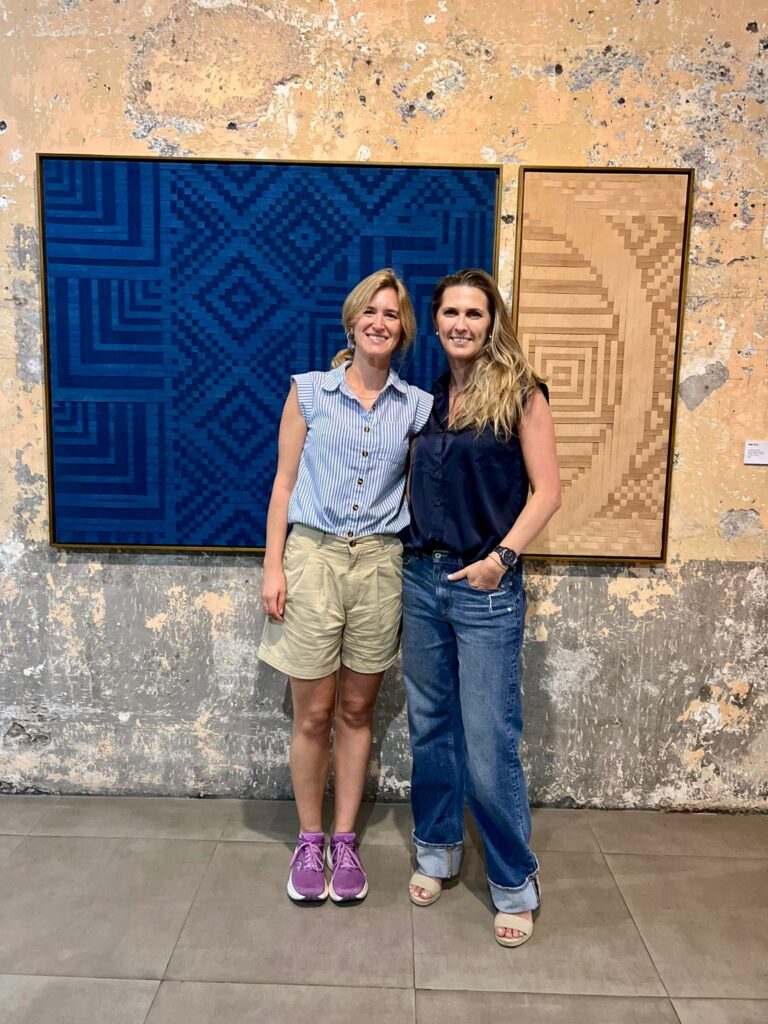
left=1, top=0, right=766, bottom=807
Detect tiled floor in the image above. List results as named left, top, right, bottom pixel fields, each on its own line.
left=0, top=796, right=766, bottom=1023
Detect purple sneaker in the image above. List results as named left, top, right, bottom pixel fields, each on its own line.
left=327, top=832, right=368, bottom=902
left=287, top=831, right=328, bottom=902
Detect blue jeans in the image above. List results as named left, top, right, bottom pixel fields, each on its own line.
left=402, top=551, right=539, bottom=914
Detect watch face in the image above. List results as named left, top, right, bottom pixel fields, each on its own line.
left=496, top=546, right=517, bottom=568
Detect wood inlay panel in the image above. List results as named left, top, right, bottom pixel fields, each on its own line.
left=513, top=168, right=693, bottom=561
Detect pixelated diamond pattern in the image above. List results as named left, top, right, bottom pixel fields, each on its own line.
left=41, top=157, right=498, bottom=548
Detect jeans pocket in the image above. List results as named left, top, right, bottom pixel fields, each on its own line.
left=488, top=577, right=523, bottom=617
left=462, top=577, right=506, bottom=595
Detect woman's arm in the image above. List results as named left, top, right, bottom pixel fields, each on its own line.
left=498, top=387, right=561, bottom=555
left=448, top=388, right=561, bottom=588
left=261, top=383, right=308, bottom=621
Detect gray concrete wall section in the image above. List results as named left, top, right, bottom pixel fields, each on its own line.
left=2, top=541, right=765, bottom=809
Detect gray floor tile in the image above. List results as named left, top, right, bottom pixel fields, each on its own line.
left=356, top=800, right=412, bottom=846
left=672, top=998, right=768, bottom=1023
left=607, top=854, right=768, bottom=998
left=530, top=808, right=602, bottom=853
left=416, top=991, right=680, bottom=1023
left=220, top=799, right=303, bottom=843
left=0, top=975, right=158, bottom=1024
left=464, top=809, right=601, bottom=864
left=167, top=841, right=414, bottom=987
left=0, top=836, right=215, bottom=979
left=591, top=810, right=768, bottom=858
left=0, top=796, right=59, bottom=835
left=0, top=834, right=25, bottom=866
left=361, top=803, right=602, bottom=852
left=413, top=850, right=665, bottom=996
left=31, top=796, right=235, bottom=840
left=201, top=800, right=605, bottom=853
left=221, top=799, right=413, bottom=846
left=147, top=981, right=415, bottom=1023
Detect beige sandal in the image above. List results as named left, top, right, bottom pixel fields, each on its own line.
left=495, top=875, right=540, bottom=947
left=494, top=911, right=533, bottom=947
left=408, top=871, right=443, bottom=907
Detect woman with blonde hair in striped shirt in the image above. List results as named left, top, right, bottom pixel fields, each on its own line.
left=258, top=268, right=433, bottom=904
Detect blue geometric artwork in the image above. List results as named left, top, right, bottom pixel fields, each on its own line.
left=39, top=156, right=500, bottom=549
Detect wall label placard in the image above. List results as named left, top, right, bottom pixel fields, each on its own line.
left=744, top=441, right=768, bottom=466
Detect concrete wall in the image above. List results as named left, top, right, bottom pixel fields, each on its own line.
left=1, top=0, right=766, bottom=808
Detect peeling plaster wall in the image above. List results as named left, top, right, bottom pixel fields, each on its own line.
left=1, top=0, right=766, bottom=807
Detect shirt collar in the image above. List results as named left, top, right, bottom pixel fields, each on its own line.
left=432, top=371, right=451, bottom=418
left=321, top=362, right=408, bottom=396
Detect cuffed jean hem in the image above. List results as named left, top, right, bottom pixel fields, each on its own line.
left=413, top=833, right=464, bottom=879
left=489, top=871, right=540, bottom=914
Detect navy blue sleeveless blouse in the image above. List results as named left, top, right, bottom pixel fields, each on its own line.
left=401, top=373, right=549, bottom=564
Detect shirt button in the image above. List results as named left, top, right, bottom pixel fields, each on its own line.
left=357, top=478, right=363, bottom=485
left=363, top=426, right=370, bottom=433
left=347, top=531, right=354, bottom=537
left=352, top=504, right=359, bottom=511
left=362, top=450, right=369, bottom=457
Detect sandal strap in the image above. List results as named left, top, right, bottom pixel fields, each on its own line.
left=409, top=872, right=442, bottom=896
left=494, top=912, right=533, bottom=935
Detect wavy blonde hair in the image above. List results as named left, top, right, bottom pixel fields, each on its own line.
left=331, top=268, right=417, bottom=368
left=432, top=268, right=544, bottom=439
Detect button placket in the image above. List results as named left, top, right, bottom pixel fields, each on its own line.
left=362, top=403, right=375, bottom=460
left=347, top=399, right=379, bottom=539
left=436, top=427, right=448, bottom=532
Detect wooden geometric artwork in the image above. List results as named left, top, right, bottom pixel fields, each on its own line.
left=513, top=167, right=694, bottom=561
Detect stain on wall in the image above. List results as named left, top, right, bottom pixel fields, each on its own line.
left=679, top=360, right=729, bottom=411
left=0, top=0, right=766, bottom=808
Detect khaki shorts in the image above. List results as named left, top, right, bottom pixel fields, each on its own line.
left=257, top=524, right=403, bottom=679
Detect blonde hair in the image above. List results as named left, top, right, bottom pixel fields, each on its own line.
left=432, top=268, right=544, bottom=440
left=331, top=268, right=417, bottom=369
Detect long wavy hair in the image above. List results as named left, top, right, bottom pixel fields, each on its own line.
left=432, top=268, right=543, bottom=439
left=331, top=268, right=417, bottom=369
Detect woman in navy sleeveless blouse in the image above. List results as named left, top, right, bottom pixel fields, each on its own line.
left=401, top=269, right=561, bottom=947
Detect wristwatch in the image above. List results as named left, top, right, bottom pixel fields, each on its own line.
left=492, top=545, right=519, bottom=571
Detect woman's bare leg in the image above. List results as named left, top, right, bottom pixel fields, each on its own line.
left=289, top=673, right=337, bottom=832
left=332, top=666, right=384, bottom=832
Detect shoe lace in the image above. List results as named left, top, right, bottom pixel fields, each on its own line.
left=332, top=838, right=362, bottom=870
left=291, top=837, right=324, bottom=872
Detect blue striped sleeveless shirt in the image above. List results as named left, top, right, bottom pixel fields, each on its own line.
left=288, top=364, right=433, bottom=538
